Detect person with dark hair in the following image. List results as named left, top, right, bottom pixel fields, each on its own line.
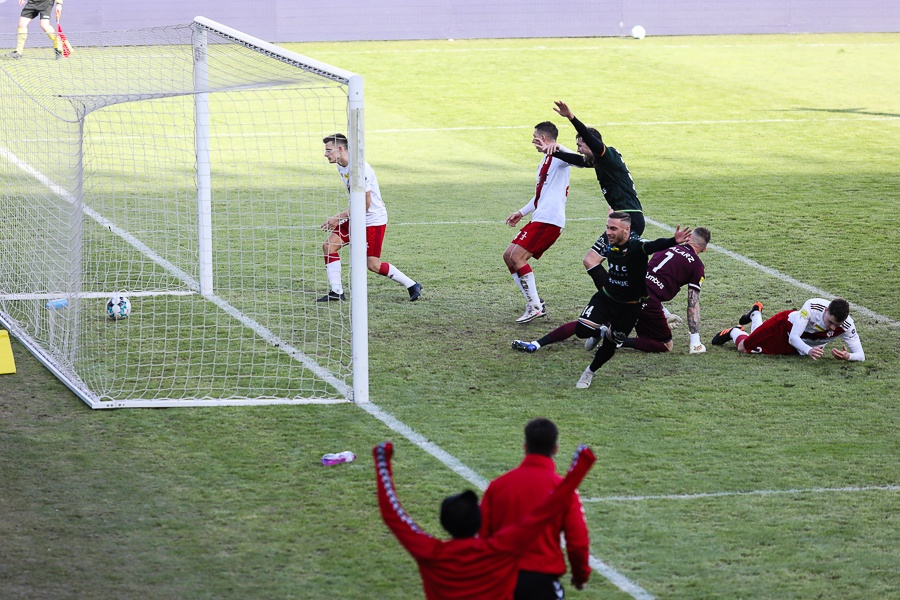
left=613, top=226, right=711, bottom=355
left=711, top=297, right=865, bottom=361
left=512, top=212, right=693, bottom=388
left=503, top=122, right=573, bottom=323
left=534, top=101, right=644, bottom=292
left=5, top=0, right=63, bottom=60
left=479, top=418, right=591, bottom=599
left=318, top=133, right=422, bottom=302
left=374, top=440, right=596, bottom=600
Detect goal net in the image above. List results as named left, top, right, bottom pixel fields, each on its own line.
left=0, top=17, right=369, bottom=408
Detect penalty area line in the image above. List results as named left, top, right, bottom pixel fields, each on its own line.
left=585, top=484, right=900, bottom=503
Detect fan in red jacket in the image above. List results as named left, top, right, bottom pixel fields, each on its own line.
left=374, top=441, right=596, bottom=600
left=480, top=418, right=591, bottom=599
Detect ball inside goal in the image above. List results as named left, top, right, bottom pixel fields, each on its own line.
left=106, top=295, right=132, bottom=320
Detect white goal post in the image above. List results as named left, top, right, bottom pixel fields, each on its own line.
left=0, top=17, right=369, bottom=408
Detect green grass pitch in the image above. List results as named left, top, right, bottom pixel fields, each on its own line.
left=1, top=33, right=899, bottom=598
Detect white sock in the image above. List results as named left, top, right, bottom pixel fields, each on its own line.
left=730, top=327, right=745, bottom=343
left=511, top=273, right=529, bottom=302
left=519, top=271, right=541, bottom=307
left=326, top=260, right=343, bottom=294
left=532, top=340, right=541, bottom=350
left=385, top=263, right=415, bottom=288
left=750, top=311, right=763, bottom=332
left=662, top=305, right=672, bottom=318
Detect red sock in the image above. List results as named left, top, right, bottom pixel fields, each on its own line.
left=516, top=264, right=533, bottom=277
left=378, top=262, right=390, bottom=276
left=325, top=252, right=340, bottom=265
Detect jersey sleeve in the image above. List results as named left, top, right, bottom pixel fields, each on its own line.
left=569, top=117, right=606, bottom=158
left=563, top=490, right=591, bottom=586
left=551, top=149, right=588, bottom=168
left=642, top=236, right=678, bottom=256
left=373, top=442, right=442, bottom=560
left=787, top=303, right=815, bottom=356
left=839, top=318, right=866, bottom=361
left=486, top=446, right=596, bottom=556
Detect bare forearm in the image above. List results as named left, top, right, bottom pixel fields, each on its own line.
left=687, top=289, right=701, bottom=335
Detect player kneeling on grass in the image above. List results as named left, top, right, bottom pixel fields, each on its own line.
left=374, top=440, right=595, bottom=600
left=318, top=134, right=422, bottom=303
left=711, top=297, right=865, bottom=361
left=615, top=226, right=711, bottom=355
left=512, top=212, right=693, bottom=388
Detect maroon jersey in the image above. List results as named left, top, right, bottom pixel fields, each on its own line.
left=644, top=244, right=704, bottom=302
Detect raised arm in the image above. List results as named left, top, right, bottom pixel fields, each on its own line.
left=373, top=442, right=442, bottom=560
left=554, top=101, right=605, bottom=156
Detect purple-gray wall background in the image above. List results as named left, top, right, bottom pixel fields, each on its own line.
left=2, top=0, right=897, bottom=42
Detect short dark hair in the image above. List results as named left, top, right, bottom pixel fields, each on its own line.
left=323, top=133, right=348, bottom=148
left=576, top=127, right=602, bottom=143
left=692, top=226, right=711, bottom=246
left=440, top=490, right=481, bottom=539
left=534, top=121, right=559, bottom=140
left=524, top=418, right=558, bottom=456
left=828, top=298, right=850, bottom=323
left=608, top=211, right=631, bottom=224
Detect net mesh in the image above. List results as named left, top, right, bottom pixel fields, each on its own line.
left=0, top=22, right=356, bottom=405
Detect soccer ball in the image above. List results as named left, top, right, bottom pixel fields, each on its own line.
left=106, top=295, right=132, bottom=320
left=631, top=25, right=646, bottom=39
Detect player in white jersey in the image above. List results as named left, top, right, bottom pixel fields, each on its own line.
left=711, top=297, right=865, bottom=361
left=318, top=134, right=422, bottom=302
left=503, top=122, right=572, bottom=323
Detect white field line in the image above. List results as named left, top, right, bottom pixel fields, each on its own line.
left=370, top=115, right=900, bottom=133
left=586, top=484, right=900, bottom=503
left=306, top=41, right=900, bottom=57
left=14, top=113, right=900, bottom=146
left=353, top=214, right=900, bottom=327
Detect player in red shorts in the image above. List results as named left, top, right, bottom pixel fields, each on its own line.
left=711, top=297, right=865, bottom=361
left=318, top=134, right=422, bottom=302
left=504, top=122, right=572, bottom=323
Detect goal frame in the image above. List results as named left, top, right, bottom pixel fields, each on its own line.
left=0, top=17, right=370, bottom=408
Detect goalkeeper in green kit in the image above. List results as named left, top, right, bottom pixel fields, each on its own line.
left=5, top=0, right=64, bottom=60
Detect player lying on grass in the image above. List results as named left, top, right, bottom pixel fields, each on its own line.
left=374, top=440, right=595, bottom=600
left=711, top=297, right=865, bottom=361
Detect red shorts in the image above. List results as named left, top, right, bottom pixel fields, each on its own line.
left=511, top=221, right=562, bottom=260
left=334, top=221, right=386, bottom=258
left=740, top=310, right=797, bottom=355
